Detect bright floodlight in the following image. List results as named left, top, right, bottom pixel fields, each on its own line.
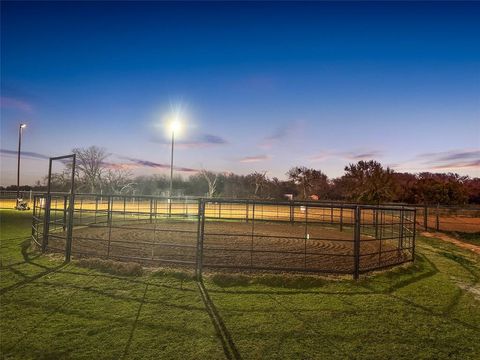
left=20, top=123, right=27, bottom=128
left=170, top=120, right=181, bottom=133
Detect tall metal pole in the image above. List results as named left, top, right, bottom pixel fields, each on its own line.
left=16, top=124, right=25, bottom=208
left=170, top=129, right=174, bottom=196
left=169, top=129, right=175, bottom=216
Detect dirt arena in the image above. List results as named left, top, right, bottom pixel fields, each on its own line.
left=46, top=219, right=413, bottom=274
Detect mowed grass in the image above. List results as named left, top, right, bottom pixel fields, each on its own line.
left=1, top=210, right=480, bottom=359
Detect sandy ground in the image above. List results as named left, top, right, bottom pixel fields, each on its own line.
left=45, top=219, right=413, bottom=274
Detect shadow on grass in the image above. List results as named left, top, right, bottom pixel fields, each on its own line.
left=0, top=238, right=67, bottom=295
left=197, top=278, right=242, bottom=360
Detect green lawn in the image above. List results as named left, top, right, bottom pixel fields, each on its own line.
left=1, top=210, right=479, bottom=359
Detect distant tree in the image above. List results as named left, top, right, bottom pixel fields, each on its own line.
left=102, top=168, right=133, bottom=194
left=200, top=169, right=219, bottom=198
left=287, top=166, right=328, bottom=199
left=246, top=171, right=268, bottom=198
left=465, top=178, right=480, bottom=204
left=413, top=173, right=468, bottom=205
left=72, top=146, right=109, bottom=193
left=392, top=172, right=417, bottom=203
left=342, top=160, right=395, bottom=204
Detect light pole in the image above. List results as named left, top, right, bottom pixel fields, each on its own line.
left=169, top=120, right=180, bottom=215
left=16, top=123, right=27, bottom=209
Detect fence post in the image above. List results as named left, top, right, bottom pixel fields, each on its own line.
left=245, top=201, right=249, bottom=223
left=340, top=207, right=343, bottom=232
left=149, top=198, right=153, bottom=223
left=353, top=206, right=361, bottom=280
left=412, top=209, right=417, bottom=261
left=65, top=194, right=75, bottom=262
left=31, top=196, right=37, bottom=239
left=290, top=201, right=294, bottom=224
left=435, top=203, right=440, bottom=231
left=398, top=207, right=404, bottom=259
left=42, top=194, right=51, bottom=252
left=95, top=196, right=99, bottom=223
left=63, top=195, right=68, bottom=231
left=196, top=199, right=206, bottom=280
left=424, top=205, right=428, bottom=231
left=330, top=203, right=333, bottom=224
left=375, top=207, right=379, bottom=239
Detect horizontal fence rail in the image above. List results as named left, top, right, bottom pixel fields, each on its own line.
left=31, top=193, right=418, bottom=279
left=6, top=190, right=478, bottom=233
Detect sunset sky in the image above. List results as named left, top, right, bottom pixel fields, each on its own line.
left=1, top=1, right=479, bottom=186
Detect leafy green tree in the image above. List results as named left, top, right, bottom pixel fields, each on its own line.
left=342, top=160, right=395, bottom=204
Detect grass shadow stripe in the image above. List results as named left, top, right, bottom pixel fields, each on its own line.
left=197, top=279, right=242, bottom=360
left=121, top=283, right=149, bottom=360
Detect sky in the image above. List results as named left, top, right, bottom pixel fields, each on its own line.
left=1, top=1, right=479, bottom=186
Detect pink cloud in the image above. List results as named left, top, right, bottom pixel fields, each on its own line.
left=239, top=155, right=270, bottom=163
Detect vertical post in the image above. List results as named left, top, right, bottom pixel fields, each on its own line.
left=196, top=199, right=205, bottom=280
left=290, top=201, right=294, bottom=224
left=435, top=203, right=440, bottom=231
left=123, top=196, right=126, bottom=221
left=412, top=209, right=417, bottom=261
left=250, top=202, right=255, bottom=269
left=79, top=197, right=83, bottom=224
left=353, top=206, right=361, bottom=280
left=149, top=198, right=153, bottom=223
left=16, top=124, right=24, bottom=209
left=107, top=195, right=112, bottom=224
left=42, top=158, right=53, bottom=252
left=340, top=206, right=343, bottom=232
left=398, top=207, right=404, bottom=260
left=424, top=205, right=428, bottom=231
left=63, top=195, right=68, bottom=231
left=107, top=196, right=113, bottom=258
left=31, top=196, right=37, bottom=239
left=169, top=129, right=175, bottom=217
left=95, top=196, right=98, bottom=223
left=245, top=201, right=249, bottom=223
left=65, top=154, right=76, bottom=262
left=304, top=205, right=308, bottom=269
left=330, top=202, right=333, bottom=224
left=375, top=207, right=379, bottom=239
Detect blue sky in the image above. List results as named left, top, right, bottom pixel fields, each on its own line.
left=1, top=1, right=479, bottom=185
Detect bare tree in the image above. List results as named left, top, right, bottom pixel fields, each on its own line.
left=247, top=171, right=267, bottom=198
left=200, top=169, right=219, bottom=198
left=102, top=168, right=133, bottom=194
left=72, top=146, right=109, bottom=193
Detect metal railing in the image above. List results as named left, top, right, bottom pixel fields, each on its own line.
left=32, top=193, right=416, bottom=279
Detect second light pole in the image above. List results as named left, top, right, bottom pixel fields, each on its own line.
left=169, top=120, right=180, bottom=216
left=16, top=123, right=27, bottom=209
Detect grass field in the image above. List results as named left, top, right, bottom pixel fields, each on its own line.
left=1, top=210, right=480, bottom=359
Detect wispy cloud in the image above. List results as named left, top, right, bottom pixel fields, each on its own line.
left=0, top=96, right=33, bottom=113
left=0, top=149, right=198, bottom=173
left=151, top=133, right=228, bottom=148
left=430, top=160, right=480, bottom=170
left=415, top=149, right=480, bottom=171
left=310, top=149, right=384, bottom=162
left=239, top=155, right=270, bottom=163
left=0, top=148, right=48, bottom=160
left=119, top=156, right=197, bottom=172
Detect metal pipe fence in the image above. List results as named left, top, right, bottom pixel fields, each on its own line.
left=31, top=193, right=416, bottom=279
left=4, top=190, right=477, bottom=232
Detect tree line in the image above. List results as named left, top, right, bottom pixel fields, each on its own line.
left=3, top=146, right=479, bottom=205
